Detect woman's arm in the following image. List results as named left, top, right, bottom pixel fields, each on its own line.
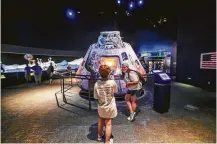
left=127, top=81, right=139, bottom=86
left=113, top=81, right=118, bottom=94
left=93, top=83, right=98, bottom=99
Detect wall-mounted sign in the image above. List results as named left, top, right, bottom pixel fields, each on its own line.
left=141, top=52, right=150, bottom=57
left=200, top=52, right=216, bottom=69
left=141, top=51, right=171, bottom=58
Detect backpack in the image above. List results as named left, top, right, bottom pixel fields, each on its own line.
left=122, top=69, right=147, bottom=86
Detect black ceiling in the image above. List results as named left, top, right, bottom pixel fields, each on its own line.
left=2, top=0, right=177, bottom=20
left=1, top=0, right=178, bottom=50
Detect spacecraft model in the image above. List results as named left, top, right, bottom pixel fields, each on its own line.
left=42, top=57, right=56, bottom=71
left=76, top=31, right=146, bottom=97
left=56, top=60, right=68, bottom=72
left=1, top=58, right=82, bottom=74
left=55, top=58, right=83, bottom=73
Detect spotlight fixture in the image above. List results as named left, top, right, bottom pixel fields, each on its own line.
left=128, top=1, right=135, bottom=11
left=65, top=8, right=76, bottom=20
left=138, top=0, right=143, bottom=6
left=117, top=0, right=121, bottom=5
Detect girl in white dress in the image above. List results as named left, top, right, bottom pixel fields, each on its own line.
left=94, top=65, right=118, bottom=144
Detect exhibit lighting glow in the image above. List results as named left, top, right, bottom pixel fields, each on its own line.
left=176, top=83, right=195, bottom=88
left=65, top=8, right=76, bottom=20
left=106, top=62, right=113, bottom=67
left=117, top=0, right=121, bottom=5
left=138, top=0, right=143, bottom=5
left=100, top=57, right=119, bottom=70
left=1, top=75, right=6, bottom=79
left=128, top=2, right=135, bottom=10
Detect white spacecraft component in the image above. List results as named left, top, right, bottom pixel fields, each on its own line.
left=2, top=63, right=42, bottom=73
left=76, top=31, right=146, bottom=96
left=68, top=58, right=84, bottom=66
left=56, top=60, right=68, bottom=72
left=68, top=64, right=79, bottom=70
left=55, top=58, right=84, bottom=72
left=2, top=57, right=56, bottom=73
left=24, top=54, right=33, bottom=60
left=41, top=61, right=56, bottom=71
left=24, top=53, right=34, bottom=66
left=68, top=58, right=84, bottom=70
left=41, top=58, right=56, bottom=70
left=2, top=64, right=27, bottom=73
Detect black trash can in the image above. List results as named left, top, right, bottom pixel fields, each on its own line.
left=153, top=83, right=171, bottom=113
left=153, top=72, right=171, bottom=114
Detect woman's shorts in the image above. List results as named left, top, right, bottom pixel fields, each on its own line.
left=127, top=89, right=142, bottom=97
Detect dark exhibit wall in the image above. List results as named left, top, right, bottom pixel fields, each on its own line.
left=176, top=0, right=216, bottom=91
left=1, top=30, right=174, bottom=65
left=1, top=53, right=77, bottom=65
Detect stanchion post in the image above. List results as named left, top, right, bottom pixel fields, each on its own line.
left=62, top=76, right=67, bottom=103
left=16, top=71, right=19, bottom=80
left=70, top=72, right=72, bottom=86
left=60, top=75, right=63, bottom=93
left=88, top=77, right=92, bottom=111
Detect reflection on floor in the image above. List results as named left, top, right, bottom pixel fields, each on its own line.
left=1, top=80, right=216, bottom=143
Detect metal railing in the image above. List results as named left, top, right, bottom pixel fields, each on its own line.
left=55, top=72, right=153, bottom=111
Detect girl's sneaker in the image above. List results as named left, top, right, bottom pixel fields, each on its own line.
left=127, top=112, right=136, bottom=121
left=109, top=137, right=114, bottom=144
left=105, top=135, right=114, bottom=144
left=97, top=132, right=105, bottom=141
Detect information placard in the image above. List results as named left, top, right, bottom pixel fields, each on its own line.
left=152, top=70, right=162, bottom=73
left=159, top=73, right=171, bottom=80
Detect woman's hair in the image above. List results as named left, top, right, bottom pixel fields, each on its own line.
left=99, top=65, right=111, bottom=79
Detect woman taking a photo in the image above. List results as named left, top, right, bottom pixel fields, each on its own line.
left=94, top=65, right=118, bottom=144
